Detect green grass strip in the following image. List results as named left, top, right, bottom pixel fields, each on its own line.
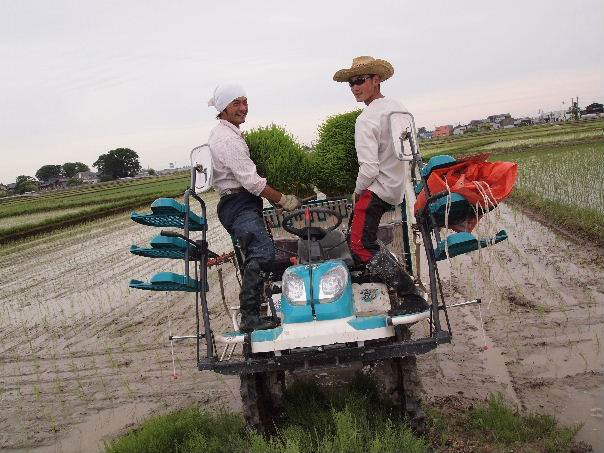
left=466, top=393, right=578, bottom=451
left=0, top=174, right=189, bottom=218
left=0, top=191, right=188, bottom=243
left=105, top=377, right=581, bottom=453
left=105, top=376, right=428, bottom=453
left=510, top=188, right=604, bottom=245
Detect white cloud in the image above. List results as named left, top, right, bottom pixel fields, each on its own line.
left=0, top=0, right=603, bottom=182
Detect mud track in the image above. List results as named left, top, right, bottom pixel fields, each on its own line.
left=0, top=195, right=602, bottom=451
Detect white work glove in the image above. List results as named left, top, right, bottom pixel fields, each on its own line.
left=278, top=194, right=301, bottom=211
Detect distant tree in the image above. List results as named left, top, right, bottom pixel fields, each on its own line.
left=35, top=165, right=62, bottom=181
left=15, top=175, right=38, bottom=194
left=62, top=162, right=90, bottom=178
left=93, top=148, right=141, bottom=180
left=147, top=168, right=156, bottom=176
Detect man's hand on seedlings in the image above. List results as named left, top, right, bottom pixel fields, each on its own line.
left=278, top=194, right=301, bottom=211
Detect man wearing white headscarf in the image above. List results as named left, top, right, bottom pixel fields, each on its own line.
left=208, top=83, right=300, bottom=333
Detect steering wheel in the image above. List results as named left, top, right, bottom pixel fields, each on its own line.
left=281, top=207, right=343, bottom=240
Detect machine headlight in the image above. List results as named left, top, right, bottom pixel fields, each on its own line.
left=318, top=265, right=348, bottom=303
left=283, top=270, right=307, bottom=305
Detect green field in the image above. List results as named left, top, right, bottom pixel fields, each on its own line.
left=105, top=378, right=578, bottom=453
left=421, top=119, right=604, bottom=243
left=2, top=119, right=603, bottom=245
left=0, top=172, right=190, bottom=243
left=421, top=119, right=604, bottom=157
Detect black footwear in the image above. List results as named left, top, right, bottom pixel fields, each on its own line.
left=388, top=294, right=430, bottom=316
left=239, top=315, right=280, bottom=333
left=367, top=249, right=428, bottom=302
left=366, top=249, right=416, bottom=291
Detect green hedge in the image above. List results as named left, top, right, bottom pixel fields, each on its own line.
left=311, top=110, right=362, bottom=196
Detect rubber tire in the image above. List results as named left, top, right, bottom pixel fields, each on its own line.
left=369, top=324, right=427, bottom=437
left=240, top=370, right=286, bottom=433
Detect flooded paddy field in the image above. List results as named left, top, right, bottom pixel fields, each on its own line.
left=1, top=121, right=603, bottom=452
left=0, top=191, right=602, bottom=451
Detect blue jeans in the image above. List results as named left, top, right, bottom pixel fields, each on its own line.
left=217, top=192, right=275, bottom=269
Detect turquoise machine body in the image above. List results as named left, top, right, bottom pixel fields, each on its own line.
left=280, top=260, right=354, bottom=324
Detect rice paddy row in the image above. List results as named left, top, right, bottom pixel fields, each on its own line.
left=0, top=172, right=191, bottom=243
left=421, top=118, right=604, bottom=157
left=421, top=119, right=604, bottom=244
left=493, top=141, right=604, bottom=243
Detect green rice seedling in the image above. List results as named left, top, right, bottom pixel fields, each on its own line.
left=465, top=393, right=578, bottom=451
left=428, top=393, right=580, bottom=452
left=105, top=407, right=249, bottom=453
left=105, top=375, right=428, bottom=453
left=311, top=110, right=362, bottom=196
left=244, top=125, right=315, bottom=198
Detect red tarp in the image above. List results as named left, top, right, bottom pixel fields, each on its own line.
left=414, top=153, right=518, bottom=231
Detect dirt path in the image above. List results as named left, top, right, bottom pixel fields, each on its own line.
left=0, top=199, right=602, bottom=452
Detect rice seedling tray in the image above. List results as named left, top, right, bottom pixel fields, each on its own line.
left=129, top=235, right=197, bottom=260
left=131, top=198, right=207, bottom=230
left=129, top=271, right=208, bottom=292
left=435, top=230, right=508, bottom=261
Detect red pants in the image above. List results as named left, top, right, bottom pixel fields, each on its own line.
left=349, top=190, right=391, bottom=263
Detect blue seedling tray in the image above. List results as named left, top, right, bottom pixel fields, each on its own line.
left=130, top=235, right=196, bottom=260
left=426, top=193, right=476, bottom=227
left=131, top=198, right=207, bottom=231
left=421, top=155, right=456, bottom=179
left=435, top=230, right=508, bottom=261
left=415, top=155, right=456, bottom=195
left=129, top=271, right=208, bottom=292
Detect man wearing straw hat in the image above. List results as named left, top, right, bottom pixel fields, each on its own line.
left=207, top=83, right=301, bottom=332
left=333, top=56, right=428, bottom=316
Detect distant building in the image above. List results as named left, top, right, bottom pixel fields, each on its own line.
left=76, top=171, right=98, bottom=183
left=487, top=113, right=512, bottom=124
left=433, top=125, right=453, bottom=138
left=536, top=110, right=568, bottom=123
left=417, top=127, right=433, bottom=140
left=499, top=117, right=516, bottom=128
left=514, top=117, right=532, bottom=127
left=39, top=177, right=69, bottom=191
left=453, top=125, right=466, bottom=135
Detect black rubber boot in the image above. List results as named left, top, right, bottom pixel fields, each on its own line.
left=239, top=260, right=280, bottom=333
left=366, top=249, right=430, bottom=316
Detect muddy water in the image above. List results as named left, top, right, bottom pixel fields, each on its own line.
left=0, top=192, right=240, bottom=452
left=417, top=203, right=604, bottom=449
left=0, top=198, right=603, bottom=451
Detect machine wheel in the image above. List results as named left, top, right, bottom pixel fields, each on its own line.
left=371, top=356, right=427, bottom=434
left=240, top=370, right=286, bottom=433
left=370, top=325, right=427, bottom=435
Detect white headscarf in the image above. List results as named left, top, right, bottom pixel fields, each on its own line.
left=207, top=83, right=246, bottom=113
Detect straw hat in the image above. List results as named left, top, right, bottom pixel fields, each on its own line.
left=333, top=56, right=394, bottom=82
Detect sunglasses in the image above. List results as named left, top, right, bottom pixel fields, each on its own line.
left=348, top=75, right=373, bottom=87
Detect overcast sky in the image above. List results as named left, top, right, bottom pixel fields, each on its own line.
left=1, top=0, right=603, bottom=183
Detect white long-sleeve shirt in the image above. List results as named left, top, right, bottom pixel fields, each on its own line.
left=354, top=97, right=407, bottom=206
left=208, top=120, right=267, bottom=196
